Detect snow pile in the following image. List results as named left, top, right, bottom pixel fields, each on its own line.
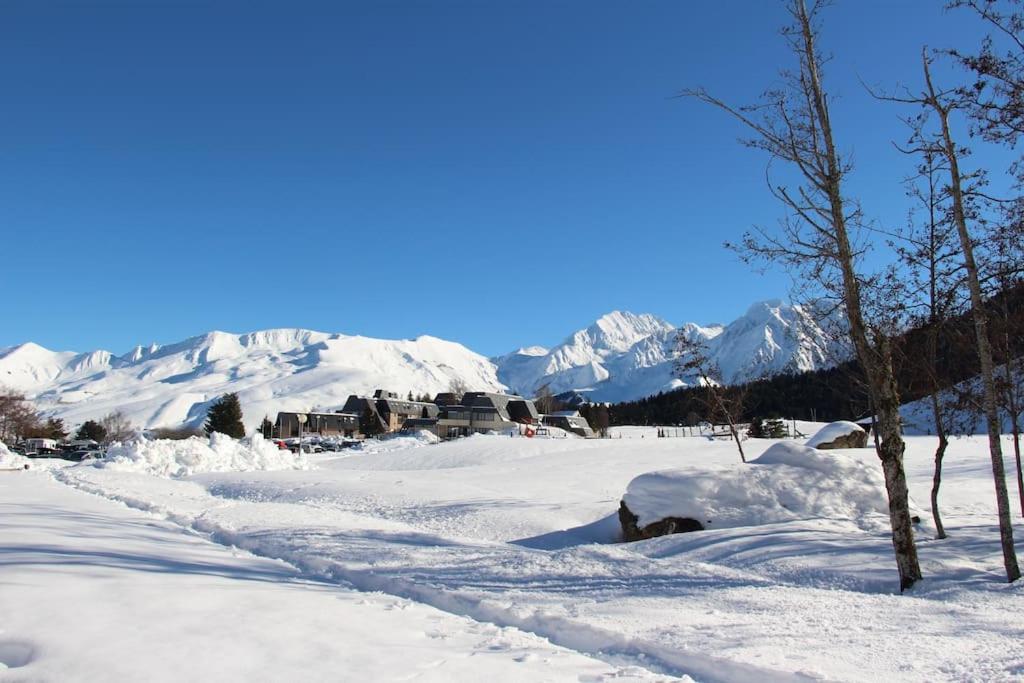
left=622, top=441, right=901, bottom=532
left=96, top=433, right=309, bottom=477
left=806, top=420, right=866, bottom=448
left=353, top=430, right=439, bottom=455
left=0, top=442, right=30, bottom=469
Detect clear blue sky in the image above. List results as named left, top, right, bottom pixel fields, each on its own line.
left=0, top=1, right=1004, bottom=356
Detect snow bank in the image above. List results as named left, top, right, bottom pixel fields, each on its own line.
left=0, top=442, right=30, bottom=469
left=622, top=441, right=904, bottom=532
left=806, top=421, right=866, bottom=448
left=95, top=433, right=309, bottom=477
left=352, top=430, right=439, bottom=455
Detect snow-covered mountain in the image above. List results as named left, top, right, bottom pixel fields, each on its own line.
left=2, top=299, right=838, bottom=432
left=494, top=300, right=838, bottom=402
left=1, top=330, right=504, bottom=431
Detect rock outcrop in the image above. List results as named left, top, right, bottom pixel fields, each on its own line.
left=807, top=421, right=868, bottom=450
left=618, top=501, right=704, bottom=542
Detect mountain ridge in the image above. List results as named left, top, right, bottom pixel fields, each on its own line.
left=2, top=300, right=839, bottom=431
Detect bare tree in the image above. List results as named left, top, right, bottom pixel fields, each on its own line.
left=100, top=411, right=135, bottom=445
left=992, top=265, right=1024, bottom=516
left=533, top=383, right=558, bottom=415
left=889, top=150, right=967, bottom=539
left=0, top=389, right=41, bottom=445
left=952, top=0, right=1024, bottom=519
left=949, top=0, right=1024, bottom=153
left=681, top=0, right=922, bottom=589
left=674, top=332, right=746, bottom=462
left=448, top=378, right=468, bottom=403
left=878, top=50, right=1020, bottom=582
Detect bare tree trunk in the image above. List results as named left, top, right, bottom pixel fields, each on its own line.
left=924, top=56, right=1021, bottom=582
left=928, top=312, right=948, bottom=539
left=1007, top=371, right=1024, bottom=516
left=1013, top=419, right=1024, bottom=517
left=930, top=393, right=950, bottom=539
left=798, top=8, right=921, bottom=591
left=713, top=391, right=746, bottom=463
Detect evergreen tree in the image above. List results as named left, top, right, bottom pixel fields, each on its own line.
left=593, top=404, right=610, bottom=437
left=259, top=416, right=274, bottom=439
left=205, top=393, right=246, bottom=438
left=75, top=420, right=107, bottom=443
left=765, top=418, right=788, bottom=438
left=44, top=417, right=68, bottom=440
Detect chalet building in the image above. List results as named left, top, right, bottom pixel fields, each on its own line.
left=404, top=391, right=541, bottom=439
left=342, top=389, right=439, bottom=434
left=542, top=411, right=595, bottom=438
left=275, top=411, right=361, bottom=438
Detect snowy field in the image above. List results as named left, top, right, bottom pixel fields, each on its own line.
left=3, top=428, right=1023, bottom=681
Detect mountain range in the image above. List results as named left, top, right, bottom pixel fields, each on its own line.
left=0, top=299, right=839, bottom=431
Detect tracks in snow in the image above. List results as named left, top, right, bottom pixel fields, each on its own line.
left=53, top=469, right=828, bottom=683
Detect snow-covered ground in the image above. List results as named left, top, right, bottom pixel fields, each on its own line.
left=0, top=469, right=641, bottom=681
left=4, top=429, right=1023, bottom=681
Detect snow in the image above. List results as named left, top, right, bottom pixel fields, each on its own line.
left=806, top=420, right=867, bottom=448
left=621, top=441, right=910, bottom=532
left=0, top=471, right=648, bottom=681
left=349, top=429, right=440, bottom=455
left=4, top=300, right=841, bottom=436
left=899, top=363, right=1023, bottom=435
left=496, top=301, right=840, bottom=402
left=0, top=442, right=30, bottom=469
left=6, top=329, right=506, bottom=432
left=92, top=433, right=310, bottom=477
left=13, top=427, right=1016, bottom=681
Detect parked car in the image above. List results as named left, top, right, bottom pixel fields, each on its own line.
left=63, top=449, right=104, bottom=462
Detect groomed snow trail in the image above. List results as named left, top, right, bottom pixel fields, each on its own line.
left=0, top=469, right=665, bottom=682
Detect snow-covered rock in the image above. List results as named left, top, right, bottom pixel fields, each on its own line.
left=93, top=433, right=309, bottom=478
left=807, top=421, right=869, bottom=449
left=620, top=441, right=905, bottom=538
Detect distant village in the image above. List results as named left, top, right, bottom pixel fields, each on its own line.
left=273, top=389, right=601, bottom=442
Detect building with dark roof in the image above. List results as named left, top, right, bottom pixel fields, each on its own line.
left=342, top=391, right=439, bottom=435
left=541, top=411, right=595, bottom=438
left=275, top=411, right=361, bottom=439
left=402, top=391, right=541, bottom=439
